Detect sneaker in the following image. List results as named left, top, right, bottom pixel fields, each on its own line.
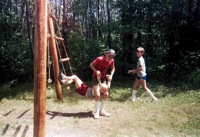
left=130, top=97, right=136, bottom=102
left=58, top=73, right=63, bottom=85
left=100, top=110, right=110, bottom=117
left=60, top=72, right=65, bottom=79
left=93, top=111, right=99, bottom=119
left=61, top=79, right=72, bottom=85
left=151, top=98, right=158, bottom=103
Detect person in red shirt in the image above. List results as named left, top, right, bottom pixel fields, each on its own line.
left=90, top=49, right=115, bottom=119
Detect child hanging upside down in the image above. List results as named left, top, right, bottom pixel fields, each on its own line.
left=58, top=72, right=111, bottom=118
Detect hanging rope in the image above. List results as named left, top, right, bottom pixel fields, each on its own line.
left=47, top=33, right=52, bottom=84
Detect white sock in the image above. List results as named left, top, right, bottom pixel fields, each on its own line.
left=146, top=89, right=158, bottom=101
left=131, top=90, right=137, bottom=100
left=94, top=101, right=100, bottom=113
left=100, top=100, right=106, bottom=112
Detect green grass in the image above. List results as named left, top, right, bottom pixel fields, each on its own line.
left=0, top=79, right=200, bottom=136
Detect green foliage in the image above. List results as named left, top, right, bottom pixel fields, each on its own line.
left=184, top=68, right=200, bottom=89
left=0, top=14, right=33, bottom=85
left=165, top=24, right=200, bottom=79
left=0, top=0, right=200, bottom=89
left=0, top=81, right=33, bottom=100
left=67, top=30, right=117, bottom=78
left=114, top=0, right=200, bottom=82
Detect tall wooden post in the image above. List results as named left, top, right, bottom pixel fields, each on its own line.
left=33, top=0, right=48, bottom=136
left=48, top=5, right=63, bottom=100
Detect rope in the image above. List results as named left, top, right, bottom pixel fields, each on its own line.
left=55, top=39, right=66, bottom=74
left=47, top=34, right=52, bottom=84
left=54, top=19, right=73, bottom=75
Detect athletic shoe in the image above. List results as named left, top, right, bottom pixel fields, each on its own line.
left=100, top=110, right=110, bottom=117
left=151, top=98, right=158, bottom=103
left=58, top=73, right=63, bottom=85
left=130, top=97, right=136, bottom=102
left=60, top=72, right=65, bottom=79
left=93, top=111, right=99, bottom=119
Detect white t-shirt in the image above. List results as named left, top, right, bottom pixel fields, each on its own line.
left=86, top=87, right=94, bottom=98
left=136, top=56, right=146, bottom=77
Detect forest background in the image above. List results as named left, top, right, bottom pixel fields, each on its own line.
left=0, top=0, right=200, bottom=92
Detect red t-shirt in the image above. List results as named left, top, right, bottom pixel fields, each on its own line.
left=92, top=56, right=114, bottom=78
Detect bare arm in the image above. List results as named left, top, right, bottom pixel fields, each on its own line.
left=107, top=66, right=115, bottom=81
left=90, top=61, right=101, bottom=83
left=90, top=62, right=98, bottom=74
left=127, top=65, right=143, bottom=74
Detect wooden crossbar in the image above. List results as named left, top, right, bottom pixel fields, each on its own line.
left=60, top=58, right=70, bottom=62
left=54, top=36, right=64, bottom=41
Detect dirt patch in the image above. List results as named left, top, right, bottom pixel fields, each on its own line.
left=0, top=98, right=149, bottom=137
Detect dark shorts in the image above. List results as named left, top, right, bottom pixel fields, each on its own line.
left=136, top=75, right=147, bottom=80
left=75, top=83, right=88, bottom=96
left=92, top=76, right=107, bottom=86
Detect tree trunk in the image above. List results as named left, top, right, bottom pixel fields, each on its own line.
left=25, top=0, right=34, bottom=59
left=97, top=0, right=101, bottom=37
left=62, top=0, right=68, bottom=49
left=107, top=0, right=111, bottom=47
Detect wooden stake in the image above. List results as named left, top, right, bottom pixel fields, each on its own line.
left=33, top=0, right=48, bottom=137
left=48, top=5, right=63, bottom=100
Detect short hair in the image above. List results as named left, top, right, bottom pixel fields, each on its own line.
left=105, top=49, right=115, bottom=56
left=101, top=83, right=109, bottom=91
left=137, top=47, right=145, bottom=53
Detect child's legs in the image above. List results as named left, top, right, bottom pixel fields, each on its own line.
left=100, top=93, right=109, bottom=114
left=102, top=91, right=109, bottom=101
left=140, top=79, right=157, bottom=100
left=69, top=75, right=83, bottom=89
left=132, top=78, right=139, bottom=90
left=139, top=79, right=148, bottom=91
left=92, top=76, right=100, bottom=101
left=63, top=75, right=83, bottom=88
left=93, top=85, right=100, bottom=101
left=130, top=78, right=139, bottom=101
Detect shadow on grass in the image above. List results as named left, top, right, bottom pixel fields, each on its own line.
left=46, top=110, right=93, bottom=119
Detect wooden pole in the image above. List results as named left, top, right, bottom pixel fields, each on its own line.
left=33, top=0, right=48, bottom=137
left=48, top=4, right=63, bottom=100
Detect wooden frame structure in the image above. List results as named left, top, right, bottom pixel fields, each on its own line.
left=33, top=0, right=48, bottom=136
left=34, top=0, right=64, bottom=136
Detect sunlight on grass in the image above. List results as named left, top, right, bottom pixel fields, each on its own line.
left=0, top=81, right=200, bottom=136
